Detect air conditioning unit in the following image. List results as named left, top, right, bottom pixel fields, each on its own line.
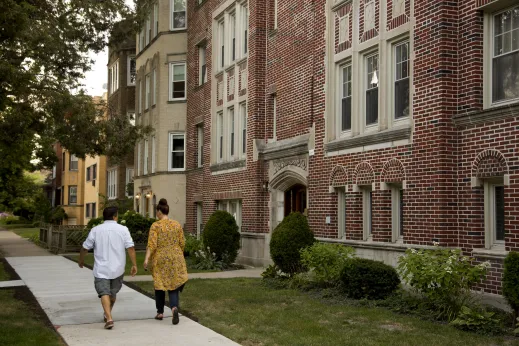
left=92, top=179, right=96, bottom=187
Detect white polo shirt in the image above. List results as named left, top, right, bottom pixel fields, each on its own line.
left=82, top=220, right=135, bottom=279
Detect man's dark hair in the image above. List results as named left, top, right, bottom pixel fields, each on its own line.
left=103, top=206, right=118, bottom=221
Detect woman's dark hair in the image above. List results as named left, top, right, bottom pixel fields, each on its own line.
left=156, top=198, right=169, bottom=215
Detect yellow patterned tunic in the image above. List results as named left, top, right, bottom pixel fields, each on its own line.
left=147, top=219, right=188, bottom=291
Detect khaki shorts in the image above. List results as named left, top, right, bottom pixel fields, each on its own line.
left=94, top=275, right=124, bottom=298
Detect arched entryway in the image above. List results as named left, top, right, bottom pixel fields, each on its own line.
left=269, top=168, right=308, bottom=231
left=284, top=184, right=307, bottom=216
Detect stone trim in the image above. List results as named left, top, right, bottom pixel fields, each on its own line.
left=193, top=115, right=204, bottom=125
left=331, top=0, right=352, bottom=12
left=317, top=237, right=444, bottom=252
left=325, top=126, right=411, bottom=152
left=472, top=248, right=507, bottom=260
left=454, top=102, right=519, bottom=127
left=212, top=190, right=243, bottom=200
left=210, top=159, right=246, bottom=173
left=240, top=232, right=266, bottom=239
left=193, top=194, right=203, bottom=203
left=258, top=134, right=310, bottom=161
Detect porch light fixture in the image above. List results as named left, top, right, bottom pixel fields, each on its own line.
left=262, top=181, right=269, bottom=192
left=146, top=191, right=152, bottom=199
left=135, top=193, right=141, bottom=200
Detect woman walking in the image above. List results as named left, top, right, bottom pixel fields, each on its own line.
left=143, top=198, right=188, bottom=325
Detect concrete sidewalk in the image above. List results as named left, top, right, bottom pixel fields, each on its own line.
left=6, top=256, right=240, bottom=346
left=0, top=229, right=51, bottom=257
left=124, top=268, right=264, bottom=282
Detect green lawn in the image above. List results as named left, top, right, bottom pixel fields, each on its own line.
left=67, top=253, right=215, bottom=275
left=0, top=224, right=35, bottom=230
left=11, top=228, right=39, bottom=239
left=0, top=261, right=8, bottom=281
left=134, top=278, right=518, bottom=346
left=0, top=289, right=64, bottom=346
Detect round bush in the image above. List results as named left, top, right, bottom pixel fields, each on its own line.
left=270, top=212, right=315, bottom=275
left=202, top=211, right=241, bottom=264
left=340, top=258, right=400, bottom=300
left=503, top=251, right=519, bottom=317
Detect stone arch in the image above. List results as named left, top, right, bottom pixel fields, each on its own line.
left=270, top=168, right=308, bottom=192
left=380, top=158, right=406, bottom=183
left=472, top=149, right=509, bottom=179
left=353, top=161, right=375, bottom=186
left=329, top=165, right=349, bottom=187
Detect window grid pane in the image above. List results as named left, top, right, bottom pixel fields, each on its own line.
left=341, top=65, right=352, bottom=131
left=495, top=186, right=505, bottom=241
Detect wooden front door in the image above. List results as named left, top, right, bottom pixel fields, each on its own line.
left=284, top=184, right=307, bottom=216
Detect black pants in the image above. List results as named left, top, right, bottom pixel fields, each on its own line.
left=155, top=289, right=180, bottom=314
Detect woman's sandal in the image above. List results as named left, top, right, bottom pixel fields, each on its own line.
left=172, top=308, right=179, bottom=325
left=155, top=313, right=163, bottom=320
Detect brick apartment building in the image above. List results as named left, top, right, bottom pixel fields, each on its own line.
left=185, top=0, right=518, bottom=295
left=106, top=21, right=136, bottom=204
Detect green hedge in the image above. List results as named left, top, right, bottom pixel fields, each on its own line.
left=202, top=211, right=240, bottom=264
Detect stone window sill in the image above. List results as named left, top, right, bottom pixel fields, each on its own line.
left=325, top=125, right=411, bottom=153
left=453, top=101, right=519, bottom=127
left=472, top=248, right=507, bottom=260
left=317, top=237, right=440, bottom=252
left=210, top=159, right=246, bottom=173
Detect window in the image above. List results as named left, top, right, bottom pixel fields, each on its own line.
left=196, top=203, right=203, bottom=238
left=126, top=168, right=134, bottom=197
left=217, top=112, right=224, bottom=161
left=243, top=5, right=249, bottom=55
left=492, top=6, right=519, bottom=103
left=146, top=15, right=151, bottom=46
left=395, top=41, right=410, bottom=119
left=145, top=74, right=151, bottom=109
left=154, top=3, right=159, bottom=37
left=272, top=95, right=277, bottom=140
left=92, top=203, right=96, bottom=218
left=128, top=56, right=136, bottom=86
left=69, top=154, right=78, bottom=171
left=109, top=61, right=119, bottom=94
left=169, top=63, right=186, bottom=100
left=139, top=28, right=145, bottom=52
left=107, top=169, right=117, bottom=199
left=144, top=139, right=149, bottom=175
left=217, top=199, right=242, bottom=231
left=137, top=143, right=141, bottom=176
left=171, top=0, right=186, bottom=30
left=86, top=166, right=91, bottom=181
left=339, top=14, right=348, bottom=43
left=92, top=164, right=97, bottom=180
left=62, top=153, right=66, bottom=171
left=218, top=20, right=225, bottom=69
left=199, top=46, right=207, bottom=85
left=169, top=133, right=185, bottom=171
left=153, top=69, right=157, bottom=105
left=391, top=186, right=403, bottom=242
left=230, top=13, right=236, bottom=61
left=197, top=125, right=204, bottom=167
left=138, top=80, right=143, bottom=114
left=340, top=64, right=352, bottom=132
left=362, top=187, right=372, bottom=240
left=229, top=108, right=235, bottom=158
left=484, top=181, right=505, bottom=249
left=86, top=203, right=90, bottom=218
left=366, top=54, right=379, bottom=126
left=128, top=112, right=136, bottom=126
left=151, top=136, right=156, bottom=173
left=337, top=188, right=346, bottom=239
left=240, top=103, right=247, bottom=155
left=52, top=165, right=56, bottom=179
left=69, top=186, right=77, bottom=205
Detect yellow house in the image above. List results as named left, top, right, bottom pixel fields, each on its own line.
left=84, top=155, right=107, bottom=223
left=61, top=150, right=85, bottom=225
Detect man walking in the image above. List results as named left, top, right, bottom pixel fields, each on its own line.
left=79, top=206, right=137, bottom=329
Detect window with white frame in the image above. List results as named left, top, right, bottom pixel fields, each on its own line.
left=69, top=185, right=77, bottom=204
left=138, top=80, right=143, bottom=114
left=362, top=187, right=372, bottom=240
left=199, top=46, right=207, bottom=85
left=337, top=187, right=346, bottom=239
left=170, top=0, right=186, bottom=30
left=217, top=111, right=224, bottom=161
left=492, top=6, right=519, bottom=103
left=229, top=107, right=235, bottom=158
left=217, top=199, right=242, bottom=231
left=272, top=95, right=277, bottom=140
left=144, top=139, right=149, bottom=175
left=484, top=179, right=505, bottom=250
left=169, top=62, right=186, bottom=100
left=128, top=56, right=136, bottom=86
left=240, top=102, right=247, bottom=155
left=197, top=125, right=204, bottom=167
left=169, top=133, right=185, bottom=171
left=152, top=69, right=157, bottom=105
left=107, top=169, right=117, bottom=199
left=137, top=143, right=141, bottom=176
left=366, top=54, right=379, bottom=126
left=126, top=168, right=134, bottom=197
left=230, top=12, right=236, bottom=62
left=154, top=3, right=159, bottom=37
left=340, top=63, right=352, bottom=132
left=86, top=203, right=91, bottom=218
left=391, top=185, right=403, bottom=242
left=145, top=74, right=151, bottom=109
left=218, top=20, right=225, bottom=70
left=394, top=41, right=410, bottom=119
left=151, top=136, right=156, bottom=173
left=196, top=202, right=203, bottom=238
left=128, top=112, right=135, bottom=126
left=243, top=5, right=249, bottom=55
left=69, top=154, right=78, bottom=171
left=146, top=15, right=151, bottom=46
left=109, top=61, right=119, bottom=94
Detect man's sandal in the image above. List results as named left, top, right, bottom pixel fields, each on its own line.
left=155, top=313, right=163, bottom=320
left=103, top=314, right=107, bottom=323
left=104, top=320, right=114, bottom=330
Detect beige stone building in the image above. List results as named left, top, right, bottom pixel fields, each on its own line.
left=133, top=0, right=187, bottom=223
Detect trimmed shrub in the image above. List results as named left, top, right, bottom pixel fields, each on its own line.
left=202, top=211, right=241, bottom=264
left=184, top=232, right=202, bottom=256
left=503, top=251, right=519, bottom=318
left=340, top=258, right=400, bottom=300
left=118, top=210, right=155, bottom=243
left=300, top=243, right=355, bottom=286
left=86, top=217, right=104, bottom=231
left=270, top=212, right=315, bottom=275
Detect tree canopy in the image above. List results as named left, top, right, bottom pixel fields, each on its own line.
left=0, top=0, right=152, bottom=210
